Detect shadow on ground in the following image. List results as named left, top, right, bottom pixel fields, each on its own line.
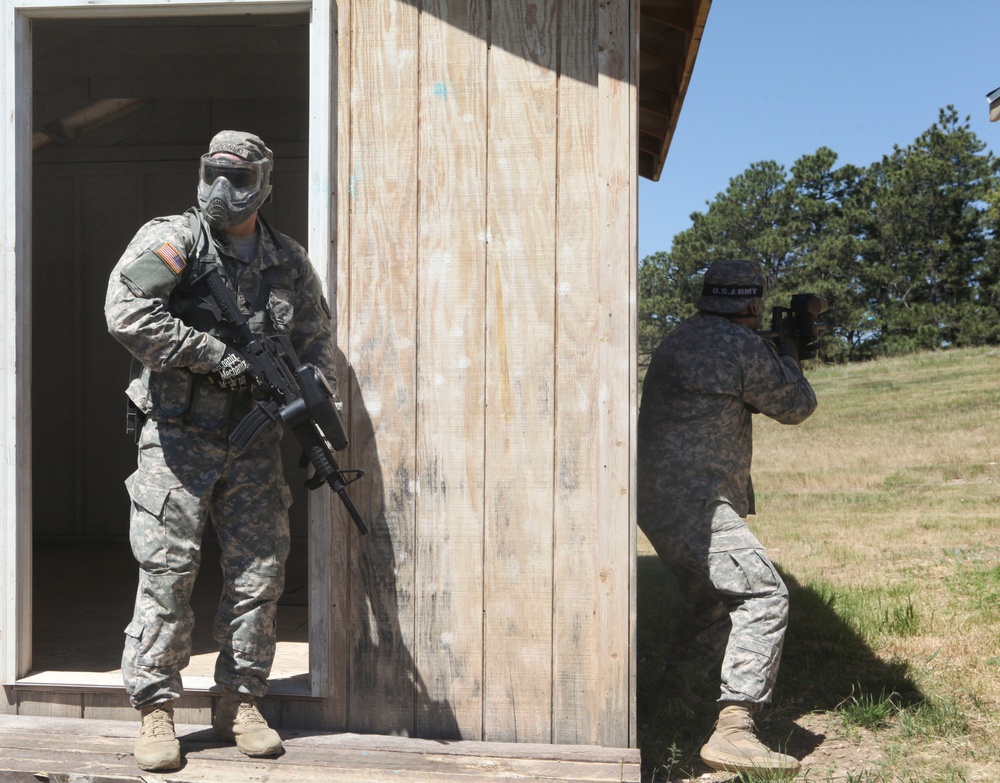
left=636, top=555, right=924, bottom=782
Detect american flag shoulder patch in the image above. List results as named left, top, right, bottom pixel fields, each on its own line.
left=155, top=242, right=187, bottom=275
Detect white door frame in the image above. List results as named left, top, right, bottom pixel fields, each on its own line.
left=0, top=0, right=335, bottom=699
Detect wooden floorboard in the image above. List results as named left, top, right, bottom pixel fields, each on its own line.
left=0, top=715, right=640, bottom=782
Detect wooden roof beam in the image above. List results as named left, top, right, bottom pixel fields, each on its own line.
left=638, top=83, right=679, bottom=120
left=639, top=27, right=689, bottom=68
left=638, top=151, right=657, bottom=181
left=639, top=110, right=669, bottom=140
left=639, top=0, right=711, bottom=180
left=641, top=0, right=696, bottom=34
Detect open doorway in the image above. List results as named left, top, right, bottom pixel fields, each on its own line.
left=29, top=12, right=314, bottom=693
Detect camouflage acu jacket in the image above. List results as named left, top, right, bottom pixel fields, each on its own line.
left=637, top=312, right=816, bottom=519
left=105, top=209, right=338, bottom=428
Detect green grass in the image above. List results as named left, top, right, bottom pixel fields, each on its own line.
left=636, top=346, right=1000, bottom=782
left=897, top=697, right=969, bottom=739
left=837, top=690, right=899, bottom=730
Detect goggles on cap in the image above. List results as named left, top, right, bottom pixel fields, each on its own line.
left=199, top=154, right=265, bottom=191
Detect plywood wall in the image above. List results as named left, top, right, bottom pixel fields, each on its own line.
left=331, top=0, right=636, bottom=747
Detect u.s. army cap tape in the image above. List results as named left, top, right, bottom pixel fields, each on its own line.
left=695, top=259, right=766, bottom=314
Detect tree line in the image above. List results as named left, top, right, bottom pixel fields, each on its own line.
left=639, top=107, right=1000, bottom=362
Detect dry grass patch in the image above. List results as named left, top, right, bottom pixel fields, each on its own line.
left=637, top=347, right=1000, bottom=782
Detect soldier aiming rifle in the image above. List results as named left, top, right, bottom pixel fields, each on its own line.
left=637, top=260, right=818, bottom=775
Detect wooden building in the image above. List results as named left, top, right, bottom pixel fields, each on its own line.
left=0, top=0, right=709, bottom=758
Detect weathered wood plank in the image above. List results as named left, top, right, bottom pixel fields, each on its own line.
left=305, top=0, right=338, bottom=720
left=16, top=693, right=81, bottom=719
left=414, top=1, right=489, bottom=741
left=0, top=687, right=15, bottom=717
left=0, top=715, right=640, bottom=782
left=345, top=0, right=420, bottom=735
left=601, top=0, right=635, bottom=747
left=3, top=746, right=638, bottom=783
left=83, top=692, right=136, bottom=722
left=329, top=0, right=355, bottom=730
left=0, top=714, right=637, bottom=761
left=483, top=0, right=559, bottom=744
left=552, top=0, right=605, bottom=746
left=619, top=0, right=642, bottom=748
left=0, top=0, right=32, bottom=697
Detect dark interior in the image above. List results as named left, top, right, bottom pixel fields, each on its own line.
left=30, top=13, right=314, bottom=683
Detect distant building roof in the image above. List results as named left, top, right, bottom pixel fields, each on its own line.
left=988, top=86, right=1000, bottom=122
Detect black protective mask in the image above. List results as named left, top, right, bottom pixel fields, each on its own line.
left=196, top=155, right=271, bottom=228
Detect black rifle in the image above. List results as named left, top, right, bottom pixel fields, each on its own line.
left=196, top=267, right=368, bottom=535
left=758, top=293, right=829, bottom=363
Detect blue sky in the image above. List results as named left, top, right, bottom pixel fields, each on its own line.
left=638, top=0, right=1000, bottom=260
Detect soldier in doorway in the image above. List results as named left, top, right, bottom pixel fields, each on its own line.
left=105, top=131, right=338, bottom=772
left=637, top=260, right=816, bottom=775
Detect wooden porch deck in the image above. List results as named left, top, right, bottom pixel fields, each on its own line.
left=0, top=714, right=640, bottom=782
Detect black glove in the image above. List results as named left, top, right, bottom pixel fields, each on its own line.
left=776, top=336, right=799, bottom=364
left=799, top=340, right=821, bottom=361
left=207, top=348, right=255, bottom=393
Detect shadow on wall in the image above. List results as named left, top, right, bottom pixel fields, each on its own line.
left=635, top=554, right=925, bottom=778
left=339, top=359, right=461, bottom=739
left=388, top=1, right=614, bottom=88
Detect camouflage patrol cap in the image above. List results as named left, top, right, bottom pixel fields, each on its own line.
left=207, top=130, right=273, bottom=164
left=695, top=260, right=766, bottom=314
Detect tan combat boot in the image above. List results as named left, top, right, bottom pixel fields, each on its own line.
left=213, top=689, right=283, bottom=757
left=700, top=702, right=800, bottom=776
left=134, top=701, right=181, bottom=771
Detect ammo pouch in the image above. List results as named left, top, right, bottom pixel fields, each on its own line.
left=149, top=367, right=192, bottom=419
left=143, top=367, right=248, bottom=431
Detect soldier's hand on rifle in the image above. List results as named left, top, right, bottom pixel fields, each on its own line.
left=799, top=340, right=821, bottom=361
left=207, top=347, right=257, bottom=393
left=776, top=335, right=799, bottom=364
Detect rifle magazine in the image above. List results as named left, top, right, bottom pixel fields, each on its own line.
left=230, top=401, right=282, bottom=449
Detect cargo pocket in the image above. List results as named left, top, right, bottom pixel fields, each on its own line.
left=125, top=472, right=177, bottom=570
left=125, top=612, right=190, bottom=670
left=126, top=472, right=170, bottom=517
left=124, top=619, right=145, bottom=643
left=711, top=548, right=785, bottom=599
left=150, top=368, right=193, bottom=419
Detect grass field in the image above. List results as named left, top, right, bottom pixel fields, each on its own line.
left=636, top=346, right=1000, bottom=782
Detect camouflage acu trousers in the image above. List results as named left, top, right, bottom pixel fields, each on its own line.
left=121, top=415, right=291, bottom=708
left=641, top=499, right=789, bottom=705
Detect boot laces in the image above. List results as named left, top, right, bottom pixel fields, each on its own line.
left=236, top=700, right=268, bottom=728
left=143, top=707, right=174, bottom=739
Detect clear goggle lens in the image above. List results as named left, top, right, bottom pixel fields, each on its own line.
left=200, top=155, right=264, bottom=190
